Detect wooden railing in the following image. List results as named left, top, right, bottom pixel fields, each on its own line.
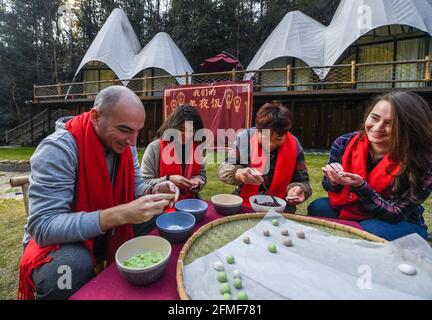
left=5, top=109, right=70, bottom=145
left=33, top=57, right=432, bottom=101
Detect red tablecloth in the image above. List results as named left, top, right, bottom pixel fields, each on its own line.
left=70, top=204, right=363, bottom=300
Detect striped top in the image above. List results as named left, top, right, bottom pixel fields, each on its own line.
left=324, top=132, right=430, bottom=229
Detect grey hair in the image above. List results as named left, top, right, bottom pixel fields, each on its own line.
left=93, top=85, right=142, bottom=114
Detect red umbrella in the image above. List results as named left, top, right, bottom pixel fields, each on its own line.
left=200, top=53, right=243, bottom=72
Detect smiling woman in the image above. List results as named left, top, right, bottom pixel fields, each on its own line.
left=308, top=91, right=432, bottom=241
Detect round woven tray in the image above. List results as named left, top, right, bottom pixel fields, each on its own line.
left=176, top=213, right=386, bottom=300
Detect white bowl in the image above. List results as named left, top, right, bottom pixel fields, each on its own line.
left=249, top=195, right=286, bottom=213
left=115, top=235, right=172, bottom=286
left=211, top=194, right=243, bottom=215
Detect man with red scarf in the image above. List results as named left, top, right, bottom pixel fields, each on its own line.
left=217, top=103, right=312, bottom=212
left=18, top=86, right=179, bottom=300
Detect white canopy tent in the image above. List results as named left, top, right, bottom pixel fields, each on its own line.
left=246, top=0, right=432, bottom=80
left=74, top=8, right=193, bottom=85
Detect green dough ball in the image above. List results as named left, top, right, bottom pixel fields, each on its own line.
left=268, top=243, right=277, bottom=253
left=226, top=255, right=235, bottom=264
left=218, top=271, right=228, bottom=283
left=233, top=278, right=242, bottom=289
left=237, top=291, right=248, bottom=300
left=272, top=219, right=279, bottom=226
left=220, top=283, right=231, bottom=295
left=222, top=293, right=232, bottom=300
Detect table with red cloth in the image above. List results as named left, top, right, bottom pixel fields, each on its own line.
left=70, top=203, right=363, bottom=300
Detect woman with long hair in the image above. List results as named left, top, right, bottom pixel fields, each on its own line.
left=140, top=105, right=206, bottom=200
left=308, top=91, right=432, bottom=241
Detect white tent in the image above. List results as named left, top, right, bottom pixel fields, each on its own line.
left=74, top=8, right=193, bottom=84
left=246, top=0, right=432, bottom=79
left=131, top=32, right=193, bottom=83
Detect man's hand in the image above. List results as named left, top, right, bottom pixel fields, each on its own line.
left=235, top=167, right=264, bottom=185
left=286, top=186, right=306, bottom=206
left=152, top=181, right=180, bottom=206
left=99, top=193, right=175, bottom=232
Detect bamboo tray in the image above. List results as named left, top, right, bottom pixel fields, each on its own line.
left=176, top=213, right=386, bottom=300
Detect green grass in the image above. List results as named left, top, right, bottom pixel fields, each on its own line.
left=0, top=147, right=36, bottom=161
left=0, top=199, right=26, bottom=299
left=0, top=151, right=431, bottom=299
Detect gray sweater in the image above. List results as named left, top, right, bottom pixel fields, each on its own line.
left=22, top=117, right=152, bottom=246
left=140, top=139, right=207, bottom=191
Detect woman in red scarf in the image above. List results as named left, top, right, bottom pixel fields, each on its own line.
left=308, top=91, right=432, bottom=241
left=140, top=105, right=207, bottom=201
left=218, top=103, right=312, bottom=212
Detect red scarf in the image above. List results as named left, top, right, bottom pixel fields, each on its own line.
left=159, top=139, right=201, bottom=202
left=18, top=112, right=135, bottom=300
left=329, top=133, right=400, bottom=221
left=240, top=132, right=297, bottom=208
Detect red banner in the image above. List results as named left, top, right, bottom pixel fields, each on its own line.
left=163, top=81, right=253, bottom=137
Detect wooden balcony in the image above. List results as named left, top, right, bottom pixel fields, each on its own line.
left=33, top=57, right=432, bottom=102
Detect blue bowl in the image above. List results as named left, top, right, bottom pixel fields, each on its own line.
left=175, top=199, right=208, bottom=222
left=156, top=211, right=196, bottom=243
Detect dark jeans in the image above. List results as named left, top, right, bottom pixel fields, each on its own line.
left=307, top=197, right=428, bottom=241
left=30, top=243, right=95, bottom=300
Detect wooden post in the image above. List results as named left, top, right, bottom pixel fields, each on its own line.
left=425, top=56, right=431, bottom=82
left=47, top=108, right=52, bottom=132
left=351, top=60, right=357, bottom=86
left=287, top=64, right=292, bottom=89
left=231, top=68, right=236, bottom=81
left=83, top=80, right=87, bottom=97
left=185, top=72, right=189, bottom=85
left=30, top=104, right=34, bottom=146
left=57, top=82, right=61, bottom=96
left=33, top=84, right=36, bottom=100
left=144, top=76, right=148, bottom=96
left=5, top=129, right=8, bottom=145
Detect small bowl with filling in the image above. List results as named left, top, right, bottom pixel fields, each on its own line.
left=175, top=199, right=208, bottom=222
left=249, top=195, right=286, bottom=213
left=115, top=235, right=171, bottom=286
left=211, top=194, right=244, bottom=216
left=156, top=211, right=196, bottom=243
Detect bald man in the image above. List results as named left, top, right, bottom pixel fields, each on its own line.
left=19, top=86, right=179, bottom=300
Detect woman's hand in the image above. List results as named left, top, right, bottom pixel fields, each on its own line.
left=337, top=172, right=365, bottom=188
left=189, top=177, right=205, bottom=193
left=322, top=163, right=364, bottom=188
left=235, top=167, right=264, bottom=185
left=168, top=175, right=194, bottom=189
left=322, top=162, right=345, bottom=186
left=285, top=186, right=305, bottom=206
